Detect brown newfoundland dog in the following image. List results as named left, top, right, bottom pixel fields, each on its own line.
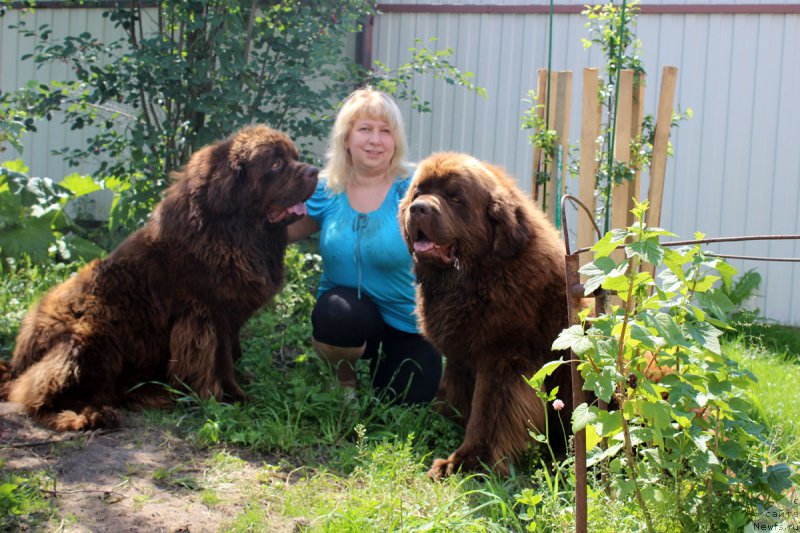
left=399, top=152, right=572, bottom=478
left=3, top=125, right=318, bottom=431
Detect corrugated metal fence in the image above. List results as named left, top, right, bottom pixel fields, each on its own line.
left=371, top=1, right=800, bottom=326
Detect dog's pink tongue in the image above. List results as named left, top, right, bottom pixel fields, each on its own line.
left=414, top=241, right=434, bottom=253
left=287, top=203, right=307, bottom=216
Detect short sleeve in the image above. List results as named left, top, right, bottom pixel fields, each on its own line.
left=305, top=180, right=332, bottom=223
left=393, top=175, right=412, bottom=201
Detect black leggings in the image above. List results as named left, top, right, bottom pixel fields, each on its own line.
left=311, top=286, right=442, bottom=405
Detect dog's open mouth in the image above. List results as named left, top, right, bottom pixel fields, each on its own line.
left=268, top=202, right=307, bottom=224
left=412, top=230, right=456, bottom=265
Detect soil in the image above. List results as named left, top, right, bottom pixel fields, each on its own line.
left=1, top=402, right=302, bottom=532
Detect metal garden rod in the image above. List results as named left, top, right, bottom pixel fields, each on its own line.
left=573, top=234, right=800, bottom=257
left=560, top=194, right=604, bottom=533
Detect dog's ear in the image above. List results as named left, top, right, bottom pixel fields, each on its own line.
left=488, top=189, right=531, bottom=259
left=205, top=141, right=241, bottom=214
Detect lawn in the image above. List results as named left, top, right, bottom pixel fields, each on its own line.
left=1, top=249, right=798, bottom=532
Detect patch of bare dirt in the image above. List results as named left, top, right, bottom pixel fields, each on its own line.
left=0, top=403, right=301, bottom=532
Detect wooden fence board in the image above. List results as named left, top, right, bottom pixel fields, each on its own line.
left=578, top=68, right=601, bottom=262
left=646, top=66, right=679, bottom=228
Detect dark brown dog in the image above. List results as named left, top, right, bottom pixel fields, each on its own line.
left=4, top=125, right=318, bottom=431
left=399, top=152, right=571, bottom=478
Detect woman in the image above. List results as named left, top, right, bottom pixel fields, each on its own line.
left=289, top=87, right=441, bottom=404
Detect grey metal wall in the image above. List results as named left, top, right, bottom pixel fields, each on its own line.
left=372, top=3, right=800, bottom=325
left=1, top=7, right=125, bottom=177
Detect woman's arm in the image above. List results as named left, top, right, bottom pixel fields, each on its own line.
left=287, top=215, right=320, bottom=243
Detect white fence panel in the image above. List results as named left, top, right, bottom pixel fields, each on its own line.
left=372, top=5, right=800, bottom=325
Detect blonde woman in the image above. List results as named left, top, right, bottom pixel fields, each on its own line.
left=289, top=87, right=441, bottom=404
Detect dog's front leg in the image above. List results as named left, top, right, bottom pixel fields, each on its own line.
left=215, top=325, right=244, bottom=402
left=428, top=357, right=544, bottom=479
left=433, top=358, right=475, bottom=423
left=168, top=305, right=224, bottom=399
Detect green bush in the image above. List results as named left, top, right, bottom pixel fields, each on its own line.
left=543, top=201, right=791, bottom=531
left=0, top=160, right=105, bottom=267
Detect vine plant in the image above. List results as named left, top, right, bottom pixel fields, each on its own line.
left=523, top=0, right=691, bottom=231
left=550, top=200, right=792, bottom=530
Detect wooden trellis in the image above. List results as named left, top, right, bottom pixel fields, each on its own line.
left=531, top=66, right=679, bottom=257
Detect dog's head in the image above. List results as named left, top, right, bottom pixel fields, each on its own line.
left=399, top=152, right=532, bottom=269
left=182, top=125, right=318, bottom=225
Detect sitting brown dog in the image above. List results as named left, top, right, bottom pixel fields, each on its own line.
left=3, top=125, right=318, bottom=431
left=399, top=152, right=572, bottom=478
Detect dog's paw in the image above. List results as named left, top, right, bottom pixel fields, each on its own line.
left=427, top=457, right=458, bottom=480
left=44, top=405, right=121, bottom=432
left=222, top=383, right=245, bottom=403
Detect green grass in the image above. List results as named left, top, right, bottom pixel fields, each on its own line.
left=725, top=333, right=800, bottom=462
left=0, top=462, right=57, bottom=531
left=2, top=252, right=799, bottom=532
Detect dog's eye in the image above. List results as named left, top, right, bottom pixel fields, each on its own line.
left=271, top=159, right=284, bottom=171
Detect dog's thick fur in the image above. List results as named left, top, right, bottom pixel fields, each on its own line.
left=399, top=152, right=572, bottom=478
left=3, top=125, right=318, bottom=431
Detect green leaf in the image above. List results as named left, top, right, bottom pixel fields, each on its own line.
left=594, top=409, right=622, bottom=437
left=571, top=402, right=597, bottom=433
left=0, top=186, right=23, bottom=228
left=711, top=259, right=737, bottom=291
left=60, top=173, right=102, bottom=197
left=657, top=269, right=683, bottom=293
left=695, top=290, right=736, bottom=320
left=59, top=234, right=106, bottom=262
left=662, top=248, right=689, bottom=280
left=625, top=237, right=664, bottom=265
left=587, top=442, right=624, bottom=467
left=579, top=255, right=617, bottom=277
left=0, top=215, right=55, bottom=262
left=591, top=229, right=628, bottom=258
left=583, top=365, right=621, bottom=403
left=585, top=422, right=601, bottom=452
left=684, top=320, right=723, bottom=355
left=692, top=274, right=720, bottom=293
left=601, top=263, right=631, bottom=292
left=630, top=322, right=665, bottom=350
left=1, top=159, right=29, bottom=173
left=763, top=463, right=793, bottom=494
left=644, top=312, right=690, bottom=348
left=527, top=358, right=566, bottom=390
left=638, top=400, right=672, bottom=430
left=551, top=325, right=592, bottom=354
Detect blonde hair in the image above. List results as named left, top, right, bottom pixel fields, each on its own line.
left=321, top=87, right=412, bottom=194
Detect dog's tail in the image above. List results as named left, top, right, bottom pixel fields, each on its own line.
left=0, top=360, right=12, bottom=400
left=5, top=343, right=122, bottom=431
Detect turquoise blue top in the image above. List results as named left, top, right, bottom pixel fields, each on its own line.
left=306, top=177, right=418, bottom=333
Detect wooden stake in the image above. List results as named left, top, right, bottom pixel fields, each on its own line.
left=546, top=71, right=572, bottom=224
left=627, top=72, right=646, bottom=225
left=646, top=66, right=678, bottom=228
left=578, top=68, right=601, bottom=267
left=611, top=70, right=634, bottom=265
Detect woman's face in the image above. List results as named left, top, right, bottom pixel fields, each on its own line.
left=346, top=116, right=396, bottom=177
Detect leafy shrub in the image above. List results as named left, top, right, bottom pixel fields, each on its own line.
left=0, top=160, right=104, bottom=268
left=548, top=201, right=792, bottom=531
